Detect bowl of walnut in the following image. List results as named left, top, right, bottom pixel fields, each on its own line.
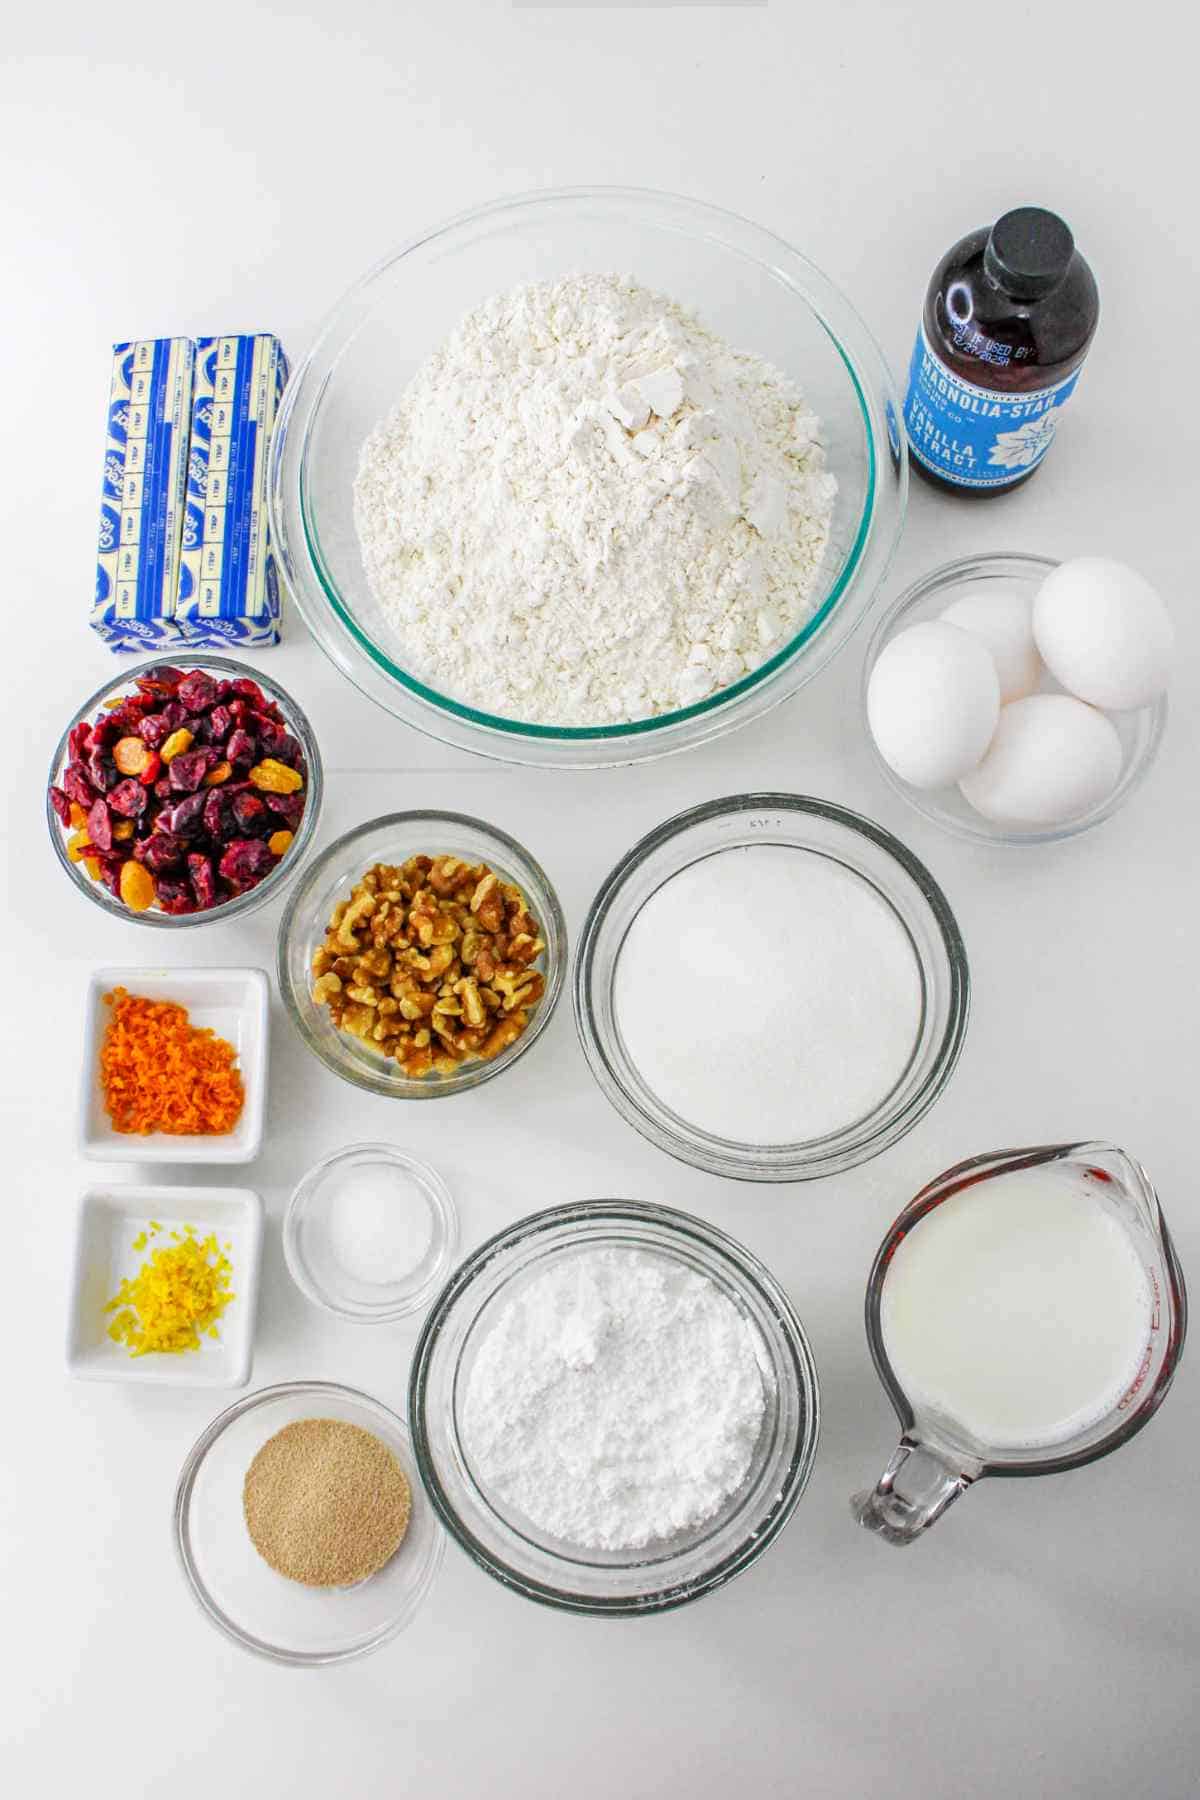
left=277, top=812, right=567, bottom=1098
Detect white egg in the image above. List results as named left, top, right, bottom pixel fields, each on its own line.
left=958, top=694, right=1123, bottom=826
left=867, top=621, right=1000, bottom=790
left=1033, top=556, right=1173, bottom=710
left=940, top=583, right=1042, bottom=702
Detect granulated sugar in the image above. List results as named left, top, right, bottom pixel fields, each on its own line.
left=614, top=845, right=923, bottom=1145
left=461, top=1246, right=768, bottom=1551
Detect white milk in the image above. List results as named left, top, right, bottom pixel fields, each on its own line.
left=879, top=1164, right=1153, bottom=1450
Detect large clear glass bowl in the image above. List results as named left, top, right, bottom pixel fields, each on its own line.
left=409, top=1200, right=820, bottom=1615
left=574, top=795, right=970, bottom=1181
left=270, top=186, right=906, bottom=769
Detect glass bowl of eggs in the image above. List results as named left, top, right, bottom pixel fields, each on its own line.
left=862, top=552, right=1170, bottom=846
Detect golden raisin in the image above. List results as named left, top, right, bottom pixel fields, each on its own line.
left=67, top=828, right=91, bottom=863
left=249, top=758, right=303, bottom=795
left=69, top=801, right=88, bottom=828
left=113, top=820, right=135, bottom=841
left=203, top=760, right=232, bottom=787
left=113, top=736, right=152, bottom=776
left=268, top=829, right=294, bottom=857
left=160, top=728, right=194, bottom=763
left=119, top=860, right=156, bottom=912
left=83, top=855, right=102, bottom=880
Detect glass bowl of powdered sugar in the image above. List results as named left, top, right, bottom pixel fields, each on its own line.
left=409, top=1199, right=820, bottom=1615
left=270, top=187, right=905, bottom=770
left=574, top=794, right=970, bottom=1181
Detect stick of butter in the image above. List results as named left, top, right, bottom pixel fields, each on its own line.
left=176, top=333, right=289, bottom=646
left=91, top=338, right=195, bottom=649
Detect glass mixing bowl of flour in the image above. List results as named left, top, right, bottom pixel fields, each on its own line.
left=270, top=187, right=906, bottom=769
left=574, top=794, right=970, bottom=1181
left=409, top=1199, right=820, bottom=1615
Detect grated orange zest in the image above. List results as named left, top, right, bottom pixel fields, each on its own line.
left=99, top=987, right=244, bottom=1136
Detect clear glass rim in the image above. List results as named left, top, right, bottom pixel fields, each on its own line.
left=863, top=1141, right=1189, bottom=1479
left=172, top=1379, right=445, bottom=1667
left=282, top=1142, right=460, bottom=1321
left=276, top=809, right=567, bottom=1099
left=408, top=1198, right=821, bottom=1615
left=46, top=652, right=324, bottom=928
left=861, top=552, right=1169, bottom=848
left=270, top=183, right=907, bottom=766
left=573, top=793, right=970, bottom=1181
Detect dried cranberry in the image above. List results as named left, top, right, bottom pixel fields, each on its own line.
left=136, top=832, right=186, bottom=873
left=168, top=748, right=215, bottom=793
left=68, top=721, right=93, bottom=760
left=263, top=790, right=305, bottom=827
left=63, top=762, right=95, bottom=809
left=200, top=787, right=228, bottom=840
left=100, top=699, right=146, bottom=734
left=230, top=677, right=266, bottom=707
left=267, top=733, right=303, bottom=769
left=231, top=790, right=270, bottom=835
left=227, top=698, right=248, bottom=724
left=164, top=792, right=207, bottom=838
left=219, top=838, right=275, bottom=884
left=138, top=665, right=184, bottom=692
left=161, top=700, right=188, bottom=731
left=208, top=705, right=232, bottom=742
left=177, top=671, right=219, bottom=712
left=87, top=797, right=113, bottom=851
left=155, top=878, right=196, bottom=915
left=153, top=775, right=173, bottom=801
left=187, top=852, right=218, bottom=910
left=226, top=728, right=256, bottom=766
left=49, top=786, right=71, bottom=825
left=250, top=712, right=284, bottom=752
left=87, top=748, right=119, bottom=793
left=108, top=778, right=148, bottom=819
left=138, top=711, right=171, bottom=749
left=100, top=859, right=124, bottom=899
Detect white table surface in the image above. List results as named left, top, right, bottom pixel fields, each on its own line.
left=4, top=4, right=1197, bottom=1795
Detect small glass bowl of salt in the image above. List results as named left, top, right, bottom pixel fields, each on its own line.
left=283, top=1144, right=458, bottom=1322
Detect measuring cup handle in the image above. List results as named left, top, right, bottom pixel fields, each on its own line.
left=851, top=1439, right=974, bottom=1545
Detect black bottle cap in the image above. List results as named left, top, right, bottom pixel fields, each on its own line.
left=984, top=207, right=1075, bottom=299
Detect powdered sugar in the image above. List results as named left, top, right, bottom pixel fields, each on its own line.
left=353, top=273, right=836, bottom=727
left=461, top=1246, right=769, bottom=1550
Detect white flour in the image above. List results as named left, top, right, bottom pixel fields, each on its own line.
left=354, top=273, right=836, bottom=726
left=614, top=846, right=923, bottom=1145
left=461, top=1246, right=769, bottom=1550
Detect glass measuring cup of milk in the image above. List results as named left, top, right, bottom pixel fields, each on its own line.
left=853, top=1142, right=1187, bottom=1544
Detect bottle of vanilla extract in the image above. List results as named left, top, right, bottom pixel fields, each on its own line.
left=902, top=206, right=1099, bottom=497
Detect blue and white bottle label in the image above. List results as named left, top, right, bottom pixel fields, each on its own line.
left=903, top=324, right=1081, bottom=489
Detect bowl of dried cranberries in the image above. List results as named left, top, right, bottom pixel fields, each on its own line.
left=47, top=655, right=323, bottom=925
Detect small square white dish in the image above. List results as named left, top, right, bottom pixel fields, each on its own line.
left=79, top=967, right=268, bottom=1163
left=66, top=1182, right=263, bottom=1388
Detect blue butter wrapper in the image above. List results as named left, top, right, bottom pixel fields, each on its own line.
left=91, top=338, right=194, bottom=650
left=176, top=334, right=289, bottom=646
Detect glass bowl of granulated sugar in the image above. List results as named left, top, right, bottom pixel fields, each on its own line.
left=575, top=793, right=970, bottom=1181
left=270, top=187, right=905, bottom=770
left=409, top=1200, right=820, bottom=1615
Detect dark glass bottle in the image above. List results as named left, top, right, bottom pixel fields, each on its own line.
left=902, top=207, right=1099, bottom=497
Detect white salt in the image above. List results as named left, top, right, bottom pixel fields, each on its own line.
left=613, top=845, right=922, bottom=1146
left=326, top=1163, right=432, bottom=1286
